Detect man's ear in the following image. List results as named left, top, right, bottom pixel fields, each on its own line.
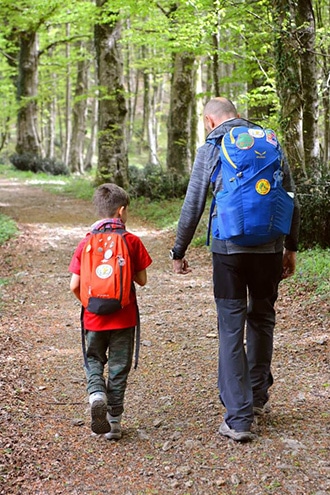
left=205, top=114, right=217, bottom=130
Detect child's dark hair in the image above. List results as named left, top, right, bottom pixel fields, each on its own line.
left=93, top=183, right=130, bottom=218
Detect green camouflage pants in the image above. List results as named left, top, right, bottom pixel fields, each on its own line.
left=85, top=327, right=135, bottom=417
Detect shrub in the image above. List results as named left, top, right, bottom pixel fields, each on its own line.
left=10, top=153, right=69, bottom=176
left=295, top=166, right=330, bottom=249
left=128, top=165, right=189, bottom=200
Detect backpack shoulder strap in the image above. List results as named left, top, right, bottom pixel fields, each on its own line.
left=205, top=136, right=223, bottom=246
left=206, top=136, right=222, bottom=184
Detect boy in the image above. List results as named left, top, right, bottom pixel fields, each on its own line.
left=69, top=183, right=152, bottom=440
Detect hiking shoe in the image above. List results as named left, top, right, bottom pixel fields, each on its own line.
left=219, top=421, right=256, bottom=442
left=253, top=401, right=271, bottom=416
left=89, top=392, right=110, bottom=434
left=105, top=414, right=122, bottom=440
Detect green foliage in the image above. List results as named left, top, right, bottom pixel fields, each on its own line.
left=288, top=248, right=330, bottom=297
left=128, top=165, right=189, bottom=201
left=296, top=167, right=330, bottom=249
left=56, top=176, right=95, bottom=200
left=0, top=213, right=17, bottom=246
left=130, top=196, right=183, bottom=230
left=10, top=153, right=69, bottom=176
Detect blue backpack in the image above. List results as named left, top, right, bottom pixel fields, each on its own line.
left=207, top=125, right=294, bottom=247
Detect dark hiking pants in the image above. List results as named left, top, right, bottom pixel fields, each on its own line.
left=213, top=252, right=283, bottom=431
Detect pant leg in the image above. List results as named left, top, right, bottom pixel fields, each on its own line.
left=215, top=298, right=254, bottom=431
left=213, top=253, right=254, bottom=431
left=85, top=330, right=110, bottom=395
left=246, top=296, right=275, bottom=406
left=246, top=253, right=282, bottom=407
left=107, top=327, right=135, bottom=417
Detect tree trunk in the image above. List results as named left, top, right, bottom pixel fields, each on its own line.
left=16, top=31, right=42, bottom=156
left=296, top=0, right=319, bottom=174
left=94, top=4, right=128, bottom=187
left=195, top=59, right=205, bottom=149
left=314, top=1, right=329, bottom=166
left=273, top=0, right=305, bottom=174
left=47, top=91, right=56, bottom=159
left=166, top=52, right=196, bottom=174
left=144, top=66, right=159, bottom=166
left=63, top=23, right=72, bottom=167
left=69, top=43, right=89, bottom=174
left=84, top=92, right=98, bottom=171
left=322, top=73, right=330, bottom=166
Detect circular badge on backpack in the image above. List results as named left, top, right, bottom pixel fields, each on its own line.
left=104, top=249, right=113, bottom=260
left=255, top=179, right=271, bottom=195
left=248, top=128, right=265, bottom=138
left=96, top=264, right=113, bottom=279
left=236, top=133, right=254, bottom=150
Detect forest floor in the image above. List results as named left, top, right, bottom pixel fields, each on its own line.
left=0, top=177, right=329, bottom=495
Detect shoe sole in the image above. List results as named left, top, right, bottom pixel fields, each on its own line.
left=91, top=399, right=110, bottom=434
left=254, top=403, right=271, bottom=416
left=219, top=422, right=255, bottom=442
left=105, top=431, right=122, bottom=440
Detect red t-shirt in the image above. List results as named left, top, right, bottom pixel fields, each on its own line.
left=69, top=227, right=152, bottom=331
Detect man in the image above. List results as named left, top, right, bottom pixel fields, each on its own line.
left=170, top=97, right=300, bottom=442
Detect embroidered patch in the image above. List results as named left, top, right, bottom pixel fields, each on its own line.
left=236, top=133, right=254, bottom=150
left=255, top=179, right=271, bottom=195
left=248, top=129, right=265, bottom=138
left=96, top=264, right=113, bottom=279
left=265, top=129, right=278, bottom=146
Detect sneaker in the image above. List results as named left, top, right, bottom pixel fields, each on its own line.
left=253, top=401, right=271, bottom=416
left=89, top=392, right=110, bottom=434
left=105, top=413, right=122, bottom=440
left=219, top=421, right=256, bottom=442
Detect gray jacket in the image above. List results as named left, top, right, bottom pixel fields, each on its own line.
left=173, top=117, right=300, bottom=257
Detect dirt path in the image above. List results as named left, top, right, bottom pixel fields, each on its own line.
left=0, top=178, right=329, bottom=495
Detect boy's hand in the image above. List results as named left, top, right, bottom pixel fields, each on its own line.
left=173, top=258, right=192, bottom=275
left=282, top=249, right=296, bottom=279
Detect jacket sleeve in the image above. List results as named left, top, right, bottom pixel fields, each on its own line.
left=281, top=155, right=300, bottom=252
left=173, top=144, right=218, bottom=257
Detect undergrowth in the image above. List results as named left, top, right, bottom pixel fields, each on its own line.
left=289, top=248, right=330, bottom=296
left=0, top=213, right=17, bottom=246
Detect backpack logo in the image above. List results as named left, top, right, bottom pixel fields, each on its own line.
left=207, top=125, right=294, bottom=247
left=80, top=226, right=133, bottom=315
left=255, top=150, right=266, bottom=158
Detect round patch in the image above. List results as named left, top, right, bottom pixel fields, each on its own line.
left=236, top=133, right=254, bottom=150
left=95, top=264, right=113, bottom=279
left=255, top=179, right=271, bottom=195
left=248, top=128, right=265, bottom=138
left=104, top=249, right=113, bottom=260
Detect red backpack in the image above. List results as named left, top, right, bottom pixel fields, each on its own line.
left=80, top=224, right=133, bottom=315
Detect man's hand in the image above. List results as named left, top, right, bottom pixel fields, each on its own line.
left=172, top=258, right=192, bottom=275
left=282, top=249, right=296, bottom=279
